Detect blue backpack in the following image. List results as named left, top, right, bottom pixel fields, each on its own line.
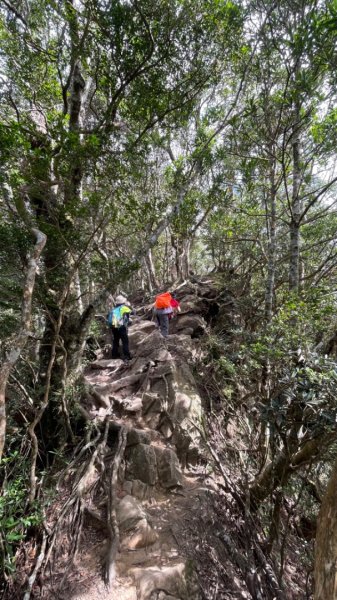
left=107, top=305, right=126, bottom=328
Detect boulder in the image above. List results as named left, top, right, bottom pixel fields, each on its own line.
left=132, top=320, right=158, bottom=334
left=136, top=330, right=165, bottom=358
left=121, top=517, right=158, bottom=550
left=127, top=428, right=152, bottom=447
left=154, top=447, right=182, bottom=488
left=126, top=444, right=158, bottom=485
left=142, top=392, right=163, bottom=429
left=166, top=336, right=199, bottom=362
left=131, top=562, right=201, bottom=600
left=128, top=321, right=158, bottom=352
left=142, top=393, right=163, bottom=416
left=117, top=494, right=146, bottom=531
left=171, top=363, right=202, bottom=424
left=179, top=328, right=194, bottom=337
left=117, top=495, right=158, bottom=550
left=114, top=396, right=143, bottom=413
left=170, top=314, right=206, bottom=338
left=131, top=479, right=152, bottom=500
left=122, top=480, right=133, bottom=495
left=90, top=358, right=124, bottom=370
left=178, top=298, right=201, bottom=314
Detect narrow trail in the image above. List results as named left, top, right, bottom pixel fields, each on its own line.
left=56, top=292, right=216, bottom=600
left=36, top=283, right=311, bottom=600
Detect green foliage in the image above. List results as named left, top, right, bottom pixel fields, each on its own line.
left=0, top=453, right=42, bottom=575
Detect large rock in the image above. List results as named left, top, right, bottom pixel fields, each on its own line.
left=166, top=335, right=199, bottom=363
left=131, top=479, right=152, bottom=500
left=131, top=562, right=201, bottom=600
left=117, top=495, right=158, bottom=550
left=142, top=393, right=163, bottom=416
left=117, top=494, right=146, bottom=531
left=127, top=428, right=152, bottom=446
left=121, top=517, right=158, bottom=550
left=170, top=314, right=207, bottom=338
left=154, top=447, right=182, bottom=488
left=132, top=320, right=158, bottom=334
left=114, top=396, right=143, bottom=413
left=142, top=392, right=164, bottom=429
left=136, top=330, right=166, bottom=358
left=126, top=443, right=158, bottom=485
left=171, top=363, right=202, bottom=424
left=90, top=358, right=124, bottom=370
left=128, top=321, right=158, bottom=352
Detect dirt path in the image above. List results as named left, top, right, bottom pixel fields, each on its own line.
left=50, top=318, right=210, bottom=600
left=66, top=472, right=209, bottom=600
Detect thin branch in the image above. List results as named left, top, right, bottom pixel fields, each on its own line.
left=0, top=0, right=28, bottom=26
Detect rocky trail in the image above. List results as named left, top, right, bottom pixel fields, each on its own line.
left=45, top=283, right=233, bottom=600
left=17, top=281, right=300, bottom=600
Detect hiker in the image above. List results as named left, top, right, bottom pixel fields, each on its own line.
left=153, top=291, right=175, bottom=337
left=107, top=295, right=133, bottom=361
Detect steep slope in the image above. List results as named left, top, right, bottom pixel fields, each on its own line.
left=40, top=288, right=220, bottom=600
left=14, top=279, right=311, bottom=600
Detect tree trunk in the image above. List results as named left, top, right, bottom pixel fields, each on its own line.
left=181, top=238, right=191, bottom=280
left=289, top=102, right=301, bottom=292
left=250, top=433, right=333, bottom=507
left=171, top=234, right=182, bottom=280
left=74, top=269, right=83, bottom=314
left=145, top=248, right=159, bottom=290
left=265, top=158, right=277, bottom=321
left=314, top=455, right=337, bottom=599
left=0, top=228, right=46, bottom=459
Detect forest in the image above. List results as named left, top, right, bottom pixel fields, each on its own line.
left=1, top=0, right=337, bottom=598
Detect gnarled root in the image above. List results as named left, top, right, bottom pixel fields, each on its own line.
left=38, top=418, right=127, bottom=594
left=104, top=425, right=127, bottom=586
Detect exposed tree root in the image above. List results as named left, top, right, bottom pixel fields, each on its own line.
left=104, top=425, right=127, bottom=586
left=25, top=416, right=130, bottom=597
left=23, top=531, right=47, bottom=600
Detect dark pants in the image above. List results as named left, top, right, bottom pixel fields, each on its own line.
left=156, top=311, right=170, bottom=337
left=111, top=326, right=131, bottom=359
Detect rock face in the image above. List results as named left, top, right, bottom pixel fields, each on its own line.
left=169, top=314, right=207, bottom=338
left=154, top=447, right=182, bottom=488
left=131, top=562, right=201, bottom=600
left=117, top=495, right=158, bottom=550
left=85, top=312, right=204, bottom=476
left=126, top=443, right=158, bottom=485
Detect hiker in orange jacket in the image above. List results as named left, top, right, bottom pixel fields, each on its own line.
left=153, top=292, right=173, bottom=337
left=153, top=291, right=181, bottom=337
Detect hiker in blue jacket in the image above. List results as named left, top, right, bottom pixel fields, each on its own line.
left=107, top=295, right=133, bottom=361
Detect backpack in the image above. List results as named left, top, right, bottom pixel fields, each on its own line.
left=108, top=306, right=126, bottom=328
left=155, top=292, right=172, bottom=309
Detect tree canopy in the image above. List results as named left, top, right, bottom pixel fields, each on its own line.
left=1, top=0, right=337, bottom=598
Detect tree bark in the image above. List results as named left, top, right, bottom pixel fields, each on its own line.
left=250, top=431, right=333, bottom=507
left=181, top=238, right=191, bottom=280
left=265, top=157, right=277, bottom=321
left=289, top=101, right=301, bottom=292
left=145, top=248, right=159, bottom=290
left=0, top=228, right=46, bottom=460
left=314, top=455, right=337, bottom=599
